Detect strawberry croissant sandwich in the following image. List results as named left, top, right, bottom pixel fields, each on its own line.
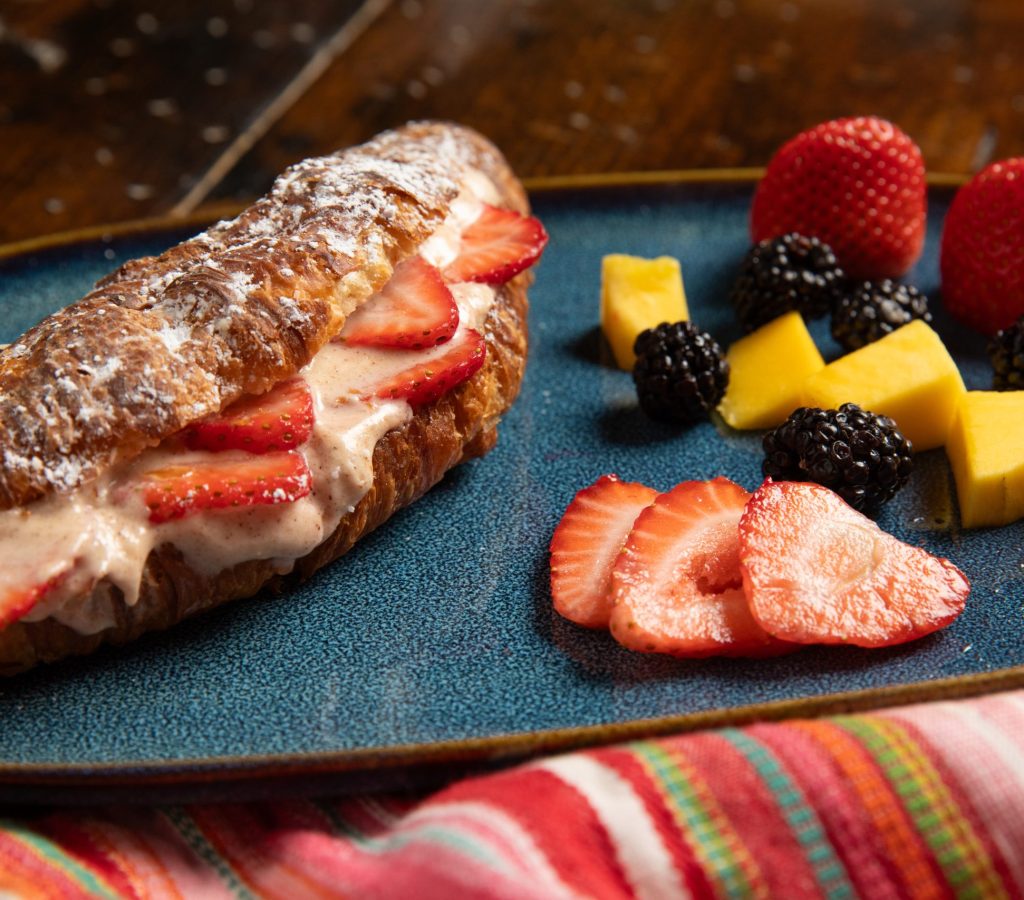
left=0, top=122, right=547, bottom=674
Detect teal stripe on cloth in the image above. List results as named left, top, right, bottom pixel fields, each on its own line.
left=161, top=808, right=256, bottom=900
left=0, top=818, right=121, bottom=899
left=634, top=742, right=756, bottom=898
left=721, top=730, right=855, bottom=900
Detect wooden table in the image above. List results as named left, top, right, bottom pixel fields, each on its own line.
left=3, top=0, right=1023, bottom=245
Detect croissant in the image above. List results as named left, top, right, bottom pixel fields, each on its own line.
left=0, top=121, right=542, bottom=674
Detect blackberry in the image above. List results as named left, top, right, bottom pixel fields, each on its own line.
left=988, top=317, right=1024, bottom=390
left=632, top=321, right=729, bottom=424
left=831, top=280, right=932, bottom=351
left=762, top=403, right=913, bottom=513
left=730, top=233, right=846, bottom=332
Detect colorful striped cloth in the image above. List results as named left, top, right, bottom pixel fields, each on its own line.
left=3, top=690, right=1024, bottom=898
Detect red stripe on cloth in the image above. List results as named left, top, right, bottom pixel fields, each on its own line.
left=594, top=744, right=719, bottom=898
left=435, top=765, right=634, bottom=899
left=793, top=720, right=948, bottom=899
left=880, top=713, right=1017, bottom=895
left=186, top=804, right=342, bottom=899
left=886, top=700, right=1024, bottom=893
left=271, top=813, right=563, bottom=900
left=749, top=723, right=902, bottom=899
left=680, top=732, right=823, bottom=898
left=33, top=814, right=142, bottom=899
left=0, top=831, right=100, bottom=899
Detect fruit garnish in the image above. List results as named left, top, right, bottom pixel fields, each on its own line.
left=609, top=478, right=793, bottom=658
left=801, top=319, right=964, bottom=452
left=762, top=403, right=913, bottom=515
left=185, top=379, right=314, bottom=455
left=632, top=321, right=729, bottom=425
left=0, top=565, right=73, bottom=629
left=730, top=233, right=845, bottom=332
left=549, top=474, right=658, bottom=629
left=369, top=327, right=486, bottom=408
left=941, top=157, right=1024, bottom=335
left=831, top=280, right=932, bottom=352
left=946, top=391, right=1024, bottom=528
left=340, top=256, right=459, bottom=350
left=443, top=204, right=548, bottom=284
left=140, top=451, right=312, bottom=524
left=988, top=316, right=1024, bottom=391
left=738, top=480, right=969, bottom=647
left=717, top=311, right=824, bottom=431
left=751, top=116, right=926, bottom=279
left=600, top=254, right=689, bottom=370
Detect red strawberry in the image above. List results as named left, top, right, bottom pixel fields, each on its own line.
left=0, top=566, right=72, bottom=629
left=549, top=475, right=658, bottom=629
left=341, top=257, right=459, bottom=350
left=738, top=480, right=969, bottom=648
left=369, top=327, right=486, bottom=407
left=941, top=158, right=1024, bottom=335
left=185, top=379, right=314, bottom=455
left=609, top=478, right=794, bottom=658
left=751, top=117, right=926, bottom=279
left=443, top=204, right=548, bottom=284
left=140, top=451, right=312, bottom=523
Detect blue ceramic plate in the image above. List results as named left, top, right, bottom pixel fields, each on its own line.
left=1, top=175, right=1022, bottom=796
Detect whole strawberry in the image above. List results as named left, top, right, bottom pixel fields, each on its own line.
left=940, top=158, right=1024, bottom=335
left=751, top=117, right=926, bottom=280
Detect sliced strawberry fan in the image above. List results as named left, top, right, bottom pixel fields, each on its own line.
left=609, top=477, right=794, bottom=658
left=549, top=475, right=658, bottom=629
left=738, top=480, right=969, bottom=648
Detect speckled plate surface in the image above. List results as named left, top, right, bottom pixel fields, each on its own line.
left=1, top=175, right=1023, bottom=799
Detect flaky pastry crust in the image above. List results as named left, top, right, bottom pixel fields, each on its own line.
left=0, top=122, right=527, bottom=510
left=0, top=122, right=532, bottom=674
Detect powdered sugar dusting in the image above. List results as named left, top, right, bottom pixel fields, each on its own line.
left=0, top=122, right=510, bottom=509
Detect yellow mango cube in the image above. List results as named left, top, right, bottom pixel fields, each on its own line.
left=946, top=392, right=1024, bottom=528
left=718, top=312, right=825, bottom=430
left=600, top=255, right=689, bottom=370
left=801, top=320, right=965, bottom=451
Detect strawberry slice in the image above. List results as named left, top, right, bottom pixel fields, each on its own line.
left=550, top=475, right=658, bottom=629
left=185, top=379, right=314, bottom=454
left=0, top=567, right=72, bottom=629
left=369, top=327, right=486, bottom=408
left=609, top=478, right=793, bottom=658
left=738, top=480, right=969, bottom=648
left=140, top=451, right=312, bottom=524
left=443, top=204, right=548, bottom=284
left=340, top=257, right=459, bottom=350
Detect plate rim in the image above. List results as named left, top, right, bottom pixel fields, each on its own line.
left=0, top=168, right=968, bottom=262
left=0, top=168, right=1008, bottom=789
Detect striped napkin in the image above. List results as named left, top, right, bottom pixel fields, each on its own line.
left=3, top=689, right=1023, bottom=898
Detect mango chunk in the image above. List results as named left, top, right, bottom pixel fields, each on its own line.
left=600, top=254, right=689, bottom=370
left=718, top=312, right=825, bottom=430
left=801, top=320, right=965, bottom=451
left=946, top=392, right=1024, bottom=528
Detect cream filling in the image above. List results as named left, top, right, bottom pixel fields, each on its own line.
left=6, top=175, right=501, bottom=634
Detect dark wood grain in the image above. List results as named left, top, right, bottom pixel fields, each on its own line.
left=4, top=0, right=1024, bottom=243
left=211, top=0, right=1024, bottom=204
left=0, top=0, right=374, bottom=243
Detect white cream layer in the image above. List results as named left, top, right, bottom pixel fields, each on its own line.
left=5, top=173, right=500, bottom=634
